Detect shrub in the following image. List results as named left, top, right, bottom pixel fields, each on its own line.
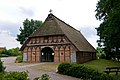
left=92, top=73, right=114, bottom=80
left=0, top=59, right=5, bottom=72
left=58, top=63, right=114, bottom=80
left=68, top=64, right=83, bottom=77
left=58, top=62, right=72, bottom=75
left=40, top=74, right=50, bottom=80
left=0, top=54, right=9, bottom=57
left=3, top=71, right=29, bottom=80
left=0, top=72, right=5, bottom=79
left=8, top=47, right=22, bottom=56
left=34, top=77, right=40, bottom=80
left=0, top=49, right=10, bottom=57
left=0, top=47, right=22, bottom=57
left=100, top=53, right=106, bottom=59
left=34, top=74, right=50, bottom=80
left=15, top=55, right=23, bottom=63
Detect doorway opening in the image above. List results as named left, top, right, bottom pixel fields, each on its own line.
left=41, top=47, right=54, bottom=62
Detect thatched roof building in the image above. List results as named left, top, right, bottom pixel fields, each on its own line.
left=21, top=13, right=96, bottom=63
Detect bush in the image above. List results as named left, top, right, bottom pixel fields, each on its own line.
left=0, top=47, right=22, bottom=57
left=0, top=59, right=5, bottom=72
left=1, top=71, right=29, bottom=80
left=15, top=55, right=23, bottom=63
left=0, top=58, right=28, bottom=80
left=40, top=74, right=50, bottom=80
left=0, top=49, right=10, bottom=57
left=91, top=73, right=114, bottom=80
left=58, top=63, right=114, bottom=80
left=7, top=47, right=22, bottom=56
left=100, top=53, right=106, bottom=59
left=34, top=74, right=50, bottom=80
left=58, top=62, right=72, bottom=75
left=0, top=54, right=9, bottom=57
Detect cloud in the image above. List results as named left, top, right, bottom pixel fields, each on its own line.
left=0, top=21, right=21, bottom=37
left=87, top=35, right=98, bottom=48
left=19, top=7, right=34, bottom=17
left=0, top=30, right=21, bottom=49
left=79, top=26, right=98, bottom=48
left=80, top=26, right=97, bottom=38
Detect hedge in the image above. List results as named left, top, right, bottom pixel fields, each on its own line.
left=58, top=63, right=114, bottom=80
left=0, top=71, right=29, bottom=80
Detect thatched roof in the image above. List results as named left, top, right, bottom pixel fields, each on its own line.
left=23, top=13, right=96, bottom=52
left=30, top=14, right=64, bottom=37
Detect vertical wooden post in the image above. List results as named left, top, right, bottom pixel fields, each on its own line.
left=58, top=46, right=61, bottom=62
left=27, top=47, right=28, bottom=62
left=64, top=45, right=66, bottom=62
left=39, top=47, right=41, bottom=62
left=30, top=47, right=32, bottom=62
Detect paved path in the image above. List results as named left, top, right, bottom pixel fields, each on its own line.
left=1, top=57, right=80, bottom=80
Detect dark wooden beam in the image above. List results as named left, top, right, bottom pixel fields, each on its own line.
left=27, top=42, right=70, bottom=46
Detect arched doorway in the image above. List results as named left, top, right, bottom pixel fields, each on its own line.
left=41, top=47, right=54, bottom=62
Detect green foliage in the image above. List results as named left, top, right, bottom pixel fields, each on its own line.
left=0, top=48, right=10, bottom=57
left=34, top=74, right=50, bottom=80
left=84, top=59, right=120, bottom=79
left=40, top=74, right=50, bottom=80
left=58, top=63, right=113, bottom=80
left=8, top=47, right=22, bottom=56
left=17, top=19, right=42, bottom=44
left=0, top=59, right=5, bottom=72
left=15, top=55, right=23, bottom=63
left=92, top=73, right=113, bottom=80
left=96, top=47, right=106, bottom=59
left=100, top=53, right=106, bottom=59
left=0, top=58, right=28, bottom=80
left=0, top=71, right=29, bottom=80
left=95, top=0, right=120, bottom=60
left=83, top=59, right=120, bottom=73
left=58, top=62, right=72, bottom=74
left=0, top=54, right=9, bottom=57
left=0, top=47, right=22, bottom=57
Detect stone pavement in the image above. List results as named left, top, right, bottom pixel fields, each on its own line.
left=1, top=57, right=80, bottom=80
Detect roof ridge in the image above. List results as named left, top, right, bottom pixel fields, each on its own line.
left=78, top=31, right=96, bottom=52
left=51, top=13, right=95, bottom=52
left=51, top=14, right=80, bottom=33
left=51, top=14, right=80, bottom=51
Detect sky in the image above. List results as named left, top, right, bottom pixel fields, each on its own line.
left=0, top=0, right=100, bottom=49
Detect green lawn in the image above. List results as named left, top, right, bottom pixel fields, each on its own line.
left=83, top=59, right=120, bottom=80
left=83, top=59, right=120, bottom=72
left=29, top=59, right=120, bottom=73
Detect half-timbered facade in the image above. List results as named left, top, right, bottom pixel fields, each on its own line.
left=20, top=13, right=96, bottom=63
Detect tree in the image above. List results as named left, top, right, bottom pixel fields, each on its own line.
left=96, top=47, right=106, bottom=59
left=0, top=47, right=22, bottom=56
left=8, top=47, right=22, bottom=56
left=95, top=0, right=120, bottom=60
left=17, top=19, right=42, bottom=44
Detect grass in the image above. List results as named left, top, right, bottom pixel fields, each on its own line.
left=29, top=59, right=120, bottom=73
left=83, top=59, right=120, bottom=80
left=29, top=63, right=59, bottom=72
left=83, top=59, right=120, bottom=72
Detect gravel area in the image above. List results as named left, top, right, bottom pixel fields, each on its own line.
left=1, top=57, right=80, bottom=80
